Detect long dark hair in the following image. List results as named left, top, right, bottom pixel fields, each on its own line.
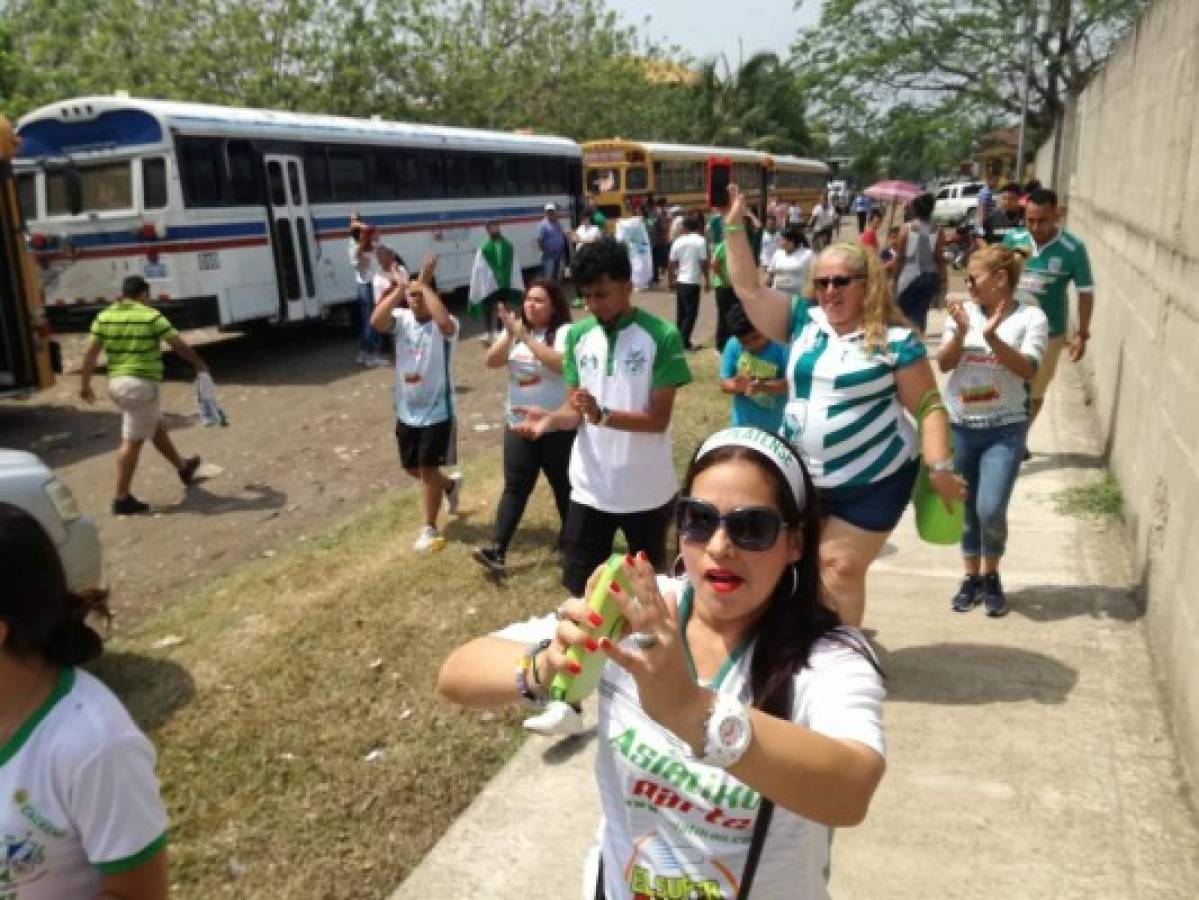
left=0, top=503, right=110, bottom=666
left=523, top=278, right=572, bottom=345
left=679, top=439, right=875, bottom=718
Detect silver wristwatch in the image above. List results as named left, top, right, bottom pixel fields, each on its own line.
left=928, top=459, right=955, bottom=473
left=686, top=693, right=753, bottom=769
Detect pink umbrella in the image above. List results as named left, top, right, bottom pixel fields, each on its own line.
left=862, top=179, right=923, bottom=203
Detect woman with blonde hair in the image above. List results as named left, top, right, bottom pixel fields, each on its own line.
left=938, top=244, right=1048, bottom=617
left=722, top=185, right=964, bottom=626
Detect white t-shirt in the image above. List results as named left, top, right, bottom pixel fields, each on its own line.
left=494, top=576, right=885, bottom=900
left=810, top=204, right=837, bottom=232
left=942, top=300, right=1049, bottom=428
left=0, top=668, right=168, bottom=899
left=507, top=325, right=570, bottom=415
left=371, top=267, right=408, bottom=308
left=349, top=239, right=376, bottom=285
left=575, top=222, right=603, bottom=247
left=669, top=234, right=708, bottom=286
left=768, top=247, right=813, bottom=296
left=787, top=204, right=803, bottom=225
left=759, top=229, right=782, bottom=268
left=392, top=309, right=460, bottom=427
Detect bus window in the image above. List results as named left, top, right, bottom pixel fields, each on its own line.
left=295, top=218, right=316, bottom=296
left=330, top=149, right=367, bottom=201
left=444, top=154, right=467, bottom=197
left=586, top=167, right=620, bottom=193
left=626, top=166, right=648, bottom=191
left=304, top=147, right=332, bottom=203
left=142, top=157, right=167, bottom=210
left=274, top=219, right=301, bottom=300
left=267, top=161, right=287, bottom=207
left=49, top=161, right=131, bottom=215
left=287, top=161, right=304, bottom=206
left=16, top=172, right=36, bottom=221
left=371, top=152, right=397, bottom=200
left=227, top=140, right=259, bottom=204
left=177, top=138, right=224, bottom=207
left=420, top=152, right=444, bottom=198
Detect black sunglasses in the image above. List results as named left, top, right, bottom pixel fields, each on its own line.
left=676, top=497, right=790, bottom=551
left=812, top=275, right=864, bottom=290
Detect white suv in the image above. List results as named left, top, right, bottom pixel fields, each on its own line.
left=0, top=449, right=101, bottom=590
left=932, top=181, right=986, bottom=225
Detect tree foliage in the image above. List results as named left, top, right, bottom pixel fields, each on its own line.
left=794, top=0, right=1149, bottom=171
left=0, top=0, right=817, bottom=155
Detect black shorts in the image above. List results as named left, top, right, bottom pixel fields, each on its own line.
left=395, top=419, right=457, bottom=469
left=819, top=459, right=918, bottom=533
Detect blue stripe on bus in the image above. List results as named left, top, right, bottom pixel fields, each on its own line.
left=63, top=221, right=268, bottom=249
left=313, top=205, right=546, bottom=231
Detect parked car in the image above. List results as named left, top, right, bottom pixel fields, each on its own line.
left=0, top=449, right=101, bottom=590
left=932, top=181, right=986, bottom=225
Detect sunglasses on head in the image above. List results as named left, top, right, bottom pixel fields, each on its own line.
left=812, top=275, right=864, bottom=290
left=676, top=497, right=790, bottom=551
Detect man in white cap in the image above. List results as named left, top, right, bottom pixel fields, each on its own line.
left=537, top=202, right=568, bottom=281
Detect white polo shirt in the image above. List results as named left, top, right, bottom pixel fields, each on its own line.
left=669, top=234, right=708, bottom=286
left=0, top=668, right=168, bottom=899
left=562, top=308, right=691, bottom=513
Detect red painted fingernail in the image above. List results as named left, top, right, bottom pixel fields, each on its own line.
left=609, top=581, right=622, bottom=594
left=637, top=551, right=649, bottom=562
left=568, top=660, right=583, bottom=674
left=625, top=554, right=635, bottom=567
left=585, top=638, right=599, bottom=652
left=588, top=611, right=604, bottom=627
left=599, top=638, right=612, bottom=650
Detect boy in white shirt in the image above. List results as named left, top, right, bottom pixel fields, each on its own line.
left=667, top=212, right=710, bottom=350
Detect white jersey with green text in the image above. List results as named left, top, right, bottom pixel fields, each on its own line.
left=784, top=300, right=926, bottom=489
left=0, top=668, right=167, bottom=900
left=494, top=576, right=886, bottom=900
left=563, top=308, right=691, bottom=513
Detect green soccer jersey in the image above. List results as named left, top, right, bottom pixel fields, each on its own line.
left=1003, top=227, right=1094, bottom=337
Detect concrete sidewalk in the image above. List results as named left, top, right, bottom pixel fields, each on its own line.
left=391, top=343, right=1199, bottom=899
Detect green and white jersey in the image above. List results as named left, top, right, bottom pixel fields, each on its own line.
left=563, top=308, right=691, bottom=513
left=0, top=669, right=167, bottom=900
left=1002, top=227, right=1094, bottom=337
left=783, top=300, right=926, bottom=490
left=494, top=576, right=886, bottom=900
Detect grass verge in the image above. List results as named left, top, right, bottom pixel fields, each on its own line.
left=1054, top=473, right=1124, bottom=521
left=94, top=350, right=728, bottom=899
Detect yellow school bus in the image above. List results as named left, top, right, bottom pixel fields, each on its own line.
left=769, top=154, right=831, bottom=212
left=1, top=116, right=56, bottom=395
left=582, top=139, right=772, bottom=221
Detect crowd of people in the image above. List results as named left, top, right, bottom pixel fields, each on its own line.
left=4, top=168, right=1096, bottom=899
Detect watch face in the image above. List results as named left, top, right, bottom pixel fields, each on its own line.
left=717, top=714, right=748, bottom=748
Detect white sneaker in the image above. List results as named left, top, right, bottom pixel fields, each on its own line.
left=444, top=471, right=464, bottom=515
left=367, top=354, right=391, bottom=368
left=478, top=332, right=492, bottom=346
left=413, top=526, right=445, bottom=554
left=523, top=700, right=587, bottom=737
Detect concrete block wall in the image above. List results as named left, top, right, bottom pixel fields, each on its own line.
left=1051, top=0, right=1199, bottom=780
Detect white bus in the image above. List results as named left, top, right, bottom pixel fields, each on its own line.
left=13, top=96, right=582, bottom=331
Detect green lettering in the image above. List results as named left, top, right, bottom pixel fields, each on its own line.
left=631, top=866, right=653, bottom=893
left=610, top=727, right=637, bottom=759
left=631, top=741, right=659, bottom=770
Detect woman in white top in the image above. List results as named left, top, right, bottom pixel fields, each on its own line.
left=440, top=427, right=886, bottom=900
left=938, top=245, right=1048, bottom=618
left=0, top=503, right=169, bottom=899
left=765, top=226, right=813, bottom=298
left=474, top=279, right=575, bottom=577
left=893, top=192, right=946, bottom=334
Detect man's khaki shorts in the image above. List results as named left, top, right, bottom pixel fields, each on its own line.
left=108, top=376, right=162, bottom=441
left=1030, top=335, right=1068, bottom=401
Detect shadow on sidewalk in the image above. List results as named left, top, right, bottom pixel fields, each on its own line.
left=1021, top=450, right=1107, bottom=476
left=88, top=651, right=196, bottom=732
left=877, top=642, right=1078, bottom=705
left=1008, top=583, right=1142, bottom=623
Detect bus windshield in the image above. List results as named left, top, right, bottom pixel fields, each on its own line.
left=47, top=160, right=133, bottom=215
left=626, top=166, right=648, bottom=191
left=586, top=167, right=621, bottom=193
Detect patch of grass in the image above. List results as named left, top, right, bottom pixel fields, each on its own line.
left=1055, top=473, right=1124, bottom=521
left=96, top=352, right=729, bottom=899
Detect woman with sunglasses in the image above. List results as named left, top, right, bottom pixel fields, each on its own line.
left=0, top=503, right=169, bottom=899
left=439, top=426, right=886, bottom=899
left=722, top=184, right=963, bottom=627
left=938, top=245, right=1048, bottom=617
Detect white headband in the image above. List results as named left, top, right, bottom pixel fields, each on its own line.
left=695, top=427, right=807, bottom=512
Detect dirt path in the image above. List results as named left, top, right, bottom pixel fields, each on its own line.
left=0, top=287, right=713, bottom=630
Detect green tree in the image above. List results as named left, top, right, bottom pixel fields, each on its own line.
left=794, top=0, right=1149, bottom=141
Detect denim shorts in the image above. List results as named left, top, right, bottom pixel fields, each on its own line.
left=819, top=459, right=919, bottom=533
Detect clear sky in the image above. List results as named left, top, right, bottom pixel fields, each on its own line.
left=604, top=0, right=821, bottom=63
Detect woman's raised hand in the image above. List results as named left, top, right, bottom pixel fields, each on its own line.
left=725, top=184, right=745, bottom=227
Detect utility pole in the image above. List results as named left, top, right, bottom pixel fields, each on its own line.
left=1014, top=1, right=1037, bottom=182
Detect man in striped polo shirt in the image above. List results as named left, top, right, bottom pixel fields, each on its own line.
left=80, top=276, right=209, bottom=515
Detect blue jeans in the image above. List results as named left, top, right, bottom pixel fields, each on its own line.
left=541, top=255, right=564, bottom=282
left=357, top=281, right=380, bottom=354
left=952, top=422, right=1028, bottom=559
left=898, top=271, right=939, bottom=333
